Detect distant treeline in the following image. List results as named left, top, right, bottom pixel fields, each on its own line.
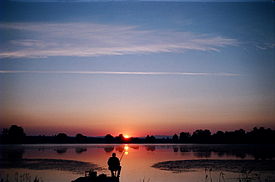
left=0, top=125, right=275, bottom=144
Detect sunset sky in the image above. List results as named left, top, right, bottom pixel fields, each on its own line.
left=0, top=0, right=274, bottom=137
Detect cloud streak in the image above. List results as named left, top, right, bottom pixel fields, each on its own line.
left=0, top=23, right=238, bottom=58
left=0, top=70, right=241, bottom=77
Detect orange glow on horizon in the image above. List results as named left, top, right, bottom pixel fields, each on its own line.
left=124, top=135, right=130, bottom=139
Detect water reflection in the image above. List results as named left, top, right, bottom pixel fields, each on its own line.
left=0, top=148, right=25, bottom=161
left=104, top=146, right=114, bottom=153
left=168, top=144, right=275, bottom=160
left=115, top=146, right=123, bottom=153
left=1, top=144, right=275, bottom=161
left=129, top=145, right=139, bottom=150
left=145, top=145, right=155, bottom=151
left=180, top=147, right=190, bottom=152
left=173, top=146, right=178, bottom=152
left=193, top=151, right=211, bottom=158
left=75, top=147, right=87, bottom=154
left=55, top=148, right=68, bottom=154
left=0, top=144, right=274, bottom=182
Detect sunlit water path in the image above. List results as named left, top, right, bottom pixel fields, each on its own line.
left=1, top=144, right=275, bottom=182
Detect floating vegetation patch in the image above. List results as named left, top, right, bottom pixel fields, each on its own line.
left=152, top=160, right=275, bottom=173
left=0, top=158, right=102, bottom=174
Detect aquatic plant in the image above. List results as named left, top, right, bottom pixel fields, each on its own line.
left=140, top=178, right=150, bottom=182
left=205, top=168, right=213, bottom=182
left=0, top=172, right=43, bottom=182
left=202, top=167, right=274, bottom=182
left=218, top=171, right=225, bottom=182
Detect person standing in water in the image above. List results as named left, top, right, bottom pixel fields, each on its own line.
left=108, top=153, right=121, bottom=177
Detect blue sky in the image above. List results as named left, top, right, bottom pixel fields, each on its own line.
left=0, top=1, right=274, bottom=136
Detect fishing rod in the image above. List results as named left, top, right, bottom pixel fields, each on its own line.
left=119, top=145, right=129, bottom=162
left=119, top=151, right=125, bottom=162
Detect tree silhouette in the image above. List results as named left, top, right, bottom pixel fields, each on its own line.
left=104, top=134, right=114, bottom=143
left=1, top=125, right=26, bottom=144
left=145, top=135, right=156, bottom=143
left=56, top=133, right=68, bottom=143
left=212, top=131, right=225, bottom=143
left=75, top=133, right=87, bottom=143
left=192, top=129, right=211, bottom=143
left=1, top=124, right=275, bottom=144
left=179, top=132, right=191, bottom=143
left=172, top=134, right=179, bottom=143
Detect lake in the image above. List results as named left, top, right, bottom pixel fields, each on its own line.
left=1, top=144, right=275, bottom=182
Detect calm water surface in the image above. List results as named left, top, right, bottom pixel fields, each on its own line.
left=1, top=144, right=275, bottom=182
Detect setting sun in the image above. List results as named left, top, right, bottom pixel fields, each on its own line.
left=124, top=135, right=130, bottom=139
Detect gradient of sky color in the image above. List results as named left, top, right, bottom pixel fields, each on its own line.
left=0, top=0, right=274, bottom=136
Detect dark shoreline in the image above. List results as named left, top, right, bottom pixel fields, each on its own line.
left=152, top=159, right=275, bottom=173
left=0, top=158, right=101, bottom=174
left=1, top=125, right=275, bottom=145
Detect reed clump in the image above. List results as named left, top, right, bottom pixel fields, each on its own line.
left=0, top=172, right=43, bottom=182
left=204, top=167, right=273, bottom=182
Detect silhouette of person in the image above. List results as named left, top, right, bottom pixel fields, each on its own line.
left=108, top=153, right=121, bottom=178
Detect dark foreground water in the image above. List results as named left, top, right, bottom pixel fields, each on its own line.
left=1, top=144, right=275, bottom=182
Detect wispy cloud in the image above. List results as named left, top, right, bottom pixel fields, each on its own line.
left=255, top=43, right=275, bottom=50
left=0, top=23, right=238, bottom=58
left=0, top=70, right=241, bottom=77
